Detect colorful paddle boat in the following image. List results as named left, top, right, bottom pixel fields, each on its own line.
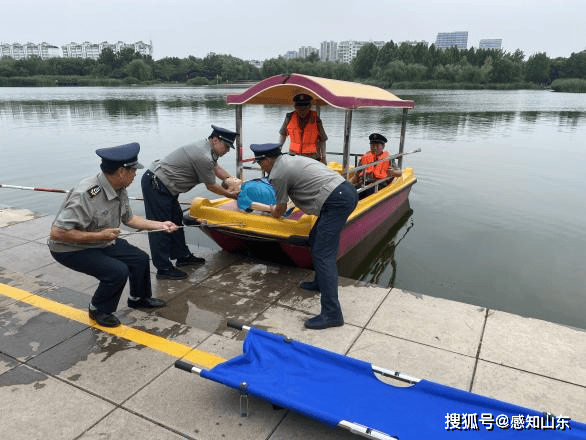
left=185, top=74, right=418, bottom=268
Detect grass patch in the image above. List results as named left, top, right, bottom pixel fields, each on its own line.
left=551, top=78, right=586, bottom=93
left=0, top=75, right=163, bottom=87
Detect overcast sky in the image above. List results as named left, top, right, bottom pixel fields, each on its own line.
left=2, top=0, right=585, bottom=61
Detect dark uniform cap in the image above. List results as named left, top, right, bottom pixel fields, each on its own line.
left=211, top=125, right=239, bottom=148
left=293, top=93, right=312, bottom=106
left=96, top=142, right=144, bottom=171
left=369, top=133, right=388, bottom=144
left=250, top=143, right=282, bottom=162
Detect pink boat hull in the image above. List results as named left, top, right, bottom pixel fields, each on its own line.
left=199, top=181, right=415, bottom=269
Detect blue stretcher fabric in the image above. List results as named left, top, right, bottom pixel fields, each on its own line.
left=201, top=328, right=586, bottom=439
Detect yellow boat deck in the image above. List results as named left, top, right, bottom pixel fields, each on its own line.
left=187, top=167, right=416, bottom=240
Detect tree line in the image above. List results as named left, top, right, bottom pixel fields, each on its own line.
left=1, top=42, right=585, bottom=89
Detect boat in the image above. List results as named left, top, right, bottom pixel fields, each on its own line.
left=185, top=74, right=418, bottom=269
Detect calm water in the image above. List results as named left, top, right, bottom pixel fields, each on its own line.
left=1, top=86, right=585, bottom=330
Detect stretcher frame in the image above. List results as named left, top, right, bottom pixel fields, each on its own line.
left=175, top=321, right=586, bottom=440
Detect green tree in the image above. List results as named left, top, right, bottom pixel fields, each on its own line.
left=381, top=60, right=407, bottom=85
left=489, top=57, right=515, bottom=83
left=125, top=59, right=153, bottom=81
left=375, top=41, right=398, bottom=69
left=525, top=53, right=551, bottom=84
left=117, top=47, right=139, bottom=67
left=15, top=56, right=45, bottom=76
left=352, top=43, right=379, bottom=78
left=332, top=62, right=353, bottom=80
left=97, top=48, right=116, bottom=68
left=306, top=52, right=320, bottom=63
left=0, top=57, right=17, bottom=77
left=261, top=57, right=288, bottom=77
left=564, top=51, right=586, bottom=79
left=96, top=48, right=116, bottom=76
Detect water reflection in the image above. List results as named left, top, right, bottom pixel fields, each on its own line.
left=367, top=110, right=586, bottom=137
left=0, top=96, right=230, bottom=120
left=2, top=96, right=585, bottom=133
left=102, top=99, right=158, bottom=117
left=339, top=208, right=414, bottom=287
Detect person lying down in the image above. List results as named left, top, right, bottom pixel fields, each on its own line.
left=223, top=177, right=296, bottom=215
left=223, top=177, right=276, bottom=214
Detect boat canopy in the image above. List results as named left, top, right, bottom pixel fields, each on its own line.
left=226, top=74, right=415, bottom=109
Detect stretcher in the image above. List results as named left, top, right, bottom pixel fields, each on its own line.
left=175, top=322, right=586, bottom=439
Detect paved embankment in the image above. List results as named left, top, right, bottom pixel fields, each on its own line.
left=1, top=207, right=584, bottom=439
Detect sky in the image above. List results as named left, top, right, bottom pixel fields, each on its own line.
left=2, top=0, right=585, bottom=61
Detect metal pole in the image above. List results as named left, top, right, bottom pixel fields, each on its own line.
left=398, top=108, right=408, bottom=169
left=235, top=105, right=243, bottom=180
left=342, top=109, right=353, bottom=178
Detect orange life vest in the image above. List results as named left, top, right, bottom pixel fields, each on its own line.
left=360, top=151, right=390, bottom=179
left=287, top=111, right=320, bottom=155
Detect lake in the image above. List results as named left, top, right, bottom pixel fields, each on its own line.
left=0, top=86, right=585, bottom=330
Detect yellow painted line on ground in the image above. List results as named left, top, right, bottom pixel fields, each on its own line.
left=0, top=283, right=226, bottom=369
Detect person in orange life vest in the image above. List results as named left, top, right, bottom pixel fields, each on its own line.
left=278, top=93, right=328, bottom=165
left=352, top=133, right=402, bottom=186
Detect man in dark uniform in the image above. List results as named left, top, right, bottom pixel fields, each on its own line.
left=278, top=94, right=328, bottom=164
left=141, top=125, right=241, bottom=280
left=49, top=143, right=178, bottom=327
left=251, top=143, right=358, bottom=330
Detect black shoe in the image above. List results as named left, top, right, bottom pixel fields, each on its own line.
left=156, top=267, right=188, bottom=280
left=304, top=314, right=344, bottom=330
left=299, top=280, right=320, bottom=291
left=89, top=308, right=121, bottom=327
left=127, top=297, right=167, bottom=309
left=176, top=254, right=205, bottom=267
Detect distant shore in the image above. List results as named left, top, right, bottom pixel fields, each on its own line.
left=1, top=75, right=585, bottom=93
left=0, top=75, right=549, bottom=91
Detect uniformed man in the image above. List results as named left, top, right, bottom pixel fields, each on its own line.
left=278, top=94, right=328, bottom=164
left=48, top=143, right=178, bottom=328
left=141, top=125, right=241, bottom=280
left=251, top=143, right=358, bottom=330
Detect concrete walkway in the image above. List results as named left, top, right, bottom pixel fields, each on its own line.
left=0, top=207, right=584, bottom=440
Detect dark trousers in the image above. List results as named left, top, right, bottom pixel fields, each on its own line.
left=51, top=239, right=152, bottom=314
left=308, top=181, right=358, bottom=319
left=141, top=170, right=190, bottom=271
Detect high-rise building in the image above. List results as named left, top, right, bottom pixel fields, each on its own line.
left=284, top=51, right=298, bottom=60
left=298, top=46, right=319, bottom=59
left=435, top=32, right=468, bottom=50
left=479, top=39, right=502, bottom=50
left=337, top=40, right=385, bottom=63
left=320, top=41, right=338, bottom=62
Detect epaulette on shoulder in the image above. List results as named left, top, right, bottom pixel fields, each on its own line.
left=87, top=185, right=102, bottom=198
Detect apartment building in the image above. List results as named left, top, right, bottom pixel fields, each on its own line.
left=337, top=40, right=385, bottom=63
left=0, top=42, right=61, bottom=60
left=61, top=41, right=153, bottom=60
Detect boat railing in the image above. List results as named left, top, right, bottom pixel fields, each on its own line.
left=331, top=148, right=419, bottom=194
left=236, top=150, right=414, bottom=194
left=328, top=151, right=402, bottom=194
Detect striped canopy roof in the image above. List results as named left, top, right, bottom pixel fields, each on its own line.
left=226, top=74, right=415, bottom=109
